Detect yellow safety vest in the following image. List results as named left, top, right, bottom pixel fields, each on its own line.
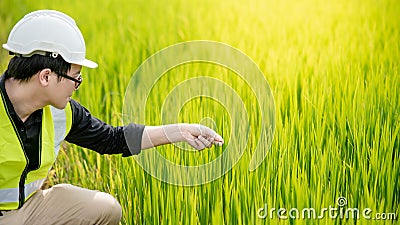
left=0, top=92, right=72, bottom=210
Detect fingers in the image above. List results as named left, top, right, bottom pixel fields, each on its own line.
left=188, top=136, right=219, bottom=150
left=188, top=136, right=210, bottom=150
left=197, top=125, right=224, bottom=145
left=194, top=137, right=206, bottom=150
left=198, top=136, right=213, bottom=148
left=193, top=135, right=224, bottom=150
left=182, top=123, right=224, bottom=150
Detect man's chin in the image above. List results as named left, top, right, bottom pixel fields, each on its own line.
left=51, top=101, right=68, bottom=109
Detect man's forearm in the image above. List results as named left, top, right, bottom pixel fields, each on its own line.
left=141, top=124, right=186, bottom=149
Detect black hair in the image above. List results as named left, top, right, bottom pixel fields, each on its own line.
left=4, top=53, right=71, bottom=82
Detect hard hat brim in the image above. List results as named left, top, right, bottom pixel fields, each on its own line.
left=3, top=42, right=99, bottom=68
left=78, top=59, right=98, bottom=68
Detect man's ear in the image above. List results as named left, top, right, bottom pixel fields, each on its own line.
left=38, top=69, right=52, bottom=87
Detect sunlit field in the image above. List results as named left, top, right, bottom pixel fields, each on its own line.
left=1, top=0, right=399, bottom=224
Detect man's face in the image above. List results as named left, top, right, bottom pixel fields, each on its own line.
left=49, top=64, right=83, bottom=109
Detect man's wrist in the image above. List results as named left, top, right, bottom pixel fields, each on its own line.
left=165, top=123, right=189, bottom=143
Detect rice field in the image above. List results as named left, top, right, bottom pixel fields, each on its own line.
left=0, top=0, right=399, bottom=224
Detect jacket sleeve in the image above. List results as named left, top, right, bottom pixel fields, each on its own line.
left=64, top=99, right=145, bottom=156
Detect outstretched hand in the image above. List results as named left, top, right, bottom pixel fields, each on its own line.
left=179, top=124, right=224, bottom=150
left=141, top=123, right=224, bottom=150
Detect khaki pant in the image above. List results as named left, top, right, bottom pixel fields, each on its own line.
left=0, top=184, right=122, bottom=225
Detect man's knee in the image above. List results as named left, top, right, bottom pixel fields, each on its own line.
left=90, top=192, right=122, bottom=224
left=47, top=184, right=122, bottom=224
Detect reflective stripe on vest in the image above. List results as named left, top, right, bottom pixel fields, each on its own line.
left=51, top=106, right=68, bottom=157
left=0, top=178, right=46, bottom=203
left=0, top=94, right=72, bottom=210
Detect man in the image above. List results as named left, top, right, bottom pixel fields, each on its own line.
left=0, top=10, right=223, bottom=224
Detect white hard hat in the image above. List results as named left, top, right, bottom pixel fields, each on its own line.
left=2, top=10, right=98, bottom=68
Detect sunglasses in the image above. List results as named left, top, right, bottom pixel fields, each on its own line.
left=57, top=72, right=83, bottom=89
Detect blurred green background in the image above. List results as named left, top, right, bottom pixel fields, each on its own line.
left=1, top=0, right=399, bottom=224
